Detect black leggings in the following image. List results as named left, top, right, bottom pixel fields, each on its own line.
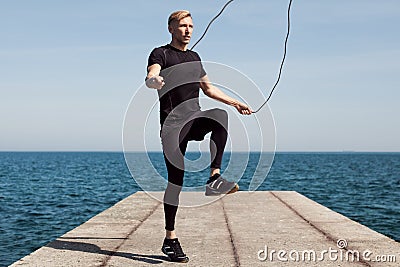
left=161, top=108, right=228, bottom=231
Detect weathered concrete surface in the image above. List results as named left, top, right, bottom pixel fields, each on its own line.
left=11, top=191, right=400, bottom=267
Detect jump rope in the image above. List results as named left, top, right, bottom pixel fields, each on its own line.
left=189, top=0, right=293, bottom=113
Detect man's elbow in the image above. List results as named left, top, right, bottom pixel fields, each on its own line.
left=202, top=88, right=213, bottom=98
left=200, top=84, right=212, bottom=97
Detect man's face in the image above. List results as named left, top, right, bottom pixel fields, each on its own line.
left=169, top=16, right=193, bottom=45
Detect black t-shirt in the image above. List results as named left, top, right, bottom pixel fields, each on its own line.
left=147, top=44, right=207, bottom=126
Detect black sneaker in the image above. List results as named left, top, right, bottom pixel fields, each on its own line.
left=205, top=173, right=239, bottom=196
left=161, top=238, right=189, bottom=263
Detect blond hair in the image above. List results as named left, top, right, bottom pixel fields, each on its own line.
left=168, top=10, right=191, bottom=25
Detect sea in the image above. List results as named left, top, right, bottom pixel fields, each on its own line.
left=0, top=152, right=399, bottom=266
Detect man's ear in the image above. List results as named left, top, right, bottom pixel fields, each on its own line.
left=168, top=24, right=173, bottom=34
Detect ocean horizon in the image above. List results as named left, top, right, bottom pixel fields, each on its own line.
left=1, top=151, right=399, bottom=266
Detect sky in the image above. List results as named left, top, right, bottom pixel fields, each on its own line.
left=1, top=0, right=399, bottom=152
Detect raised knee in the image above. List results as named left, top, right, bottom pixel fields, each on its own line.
left=214, top=108, right=228, bottom=126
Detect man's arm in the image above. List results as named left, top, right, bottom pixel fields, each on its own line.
left=200, top=75, right=253, bottom=115
left=145, top=64, right=165, bottom=90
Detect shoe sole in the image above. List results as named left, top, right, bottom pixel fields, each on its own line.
left=205, top=184, right=239, bottom=196
left=161, top=247, right=189, bottom=263
left=227, top=184, right=239, bottom=194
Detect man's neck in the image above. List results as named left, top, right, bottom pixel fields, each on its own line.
left=169, top=40, right=188, bottom=51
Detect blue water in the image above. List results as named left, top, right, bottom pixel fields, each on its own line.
left=1, top=152, right=399, bottom=266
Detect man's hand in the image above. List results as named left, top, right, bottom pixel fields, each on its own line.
left=235, top=102, right=253, bottom=115
left=146, top=75, right=165, bottom=90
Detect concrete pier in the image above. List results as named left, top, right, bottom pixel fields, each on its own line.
left=11, top=191, right=399, bottom=266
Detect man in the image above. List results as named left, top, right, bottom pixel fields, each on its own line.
left=145, top=10, right=252, bottom=263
